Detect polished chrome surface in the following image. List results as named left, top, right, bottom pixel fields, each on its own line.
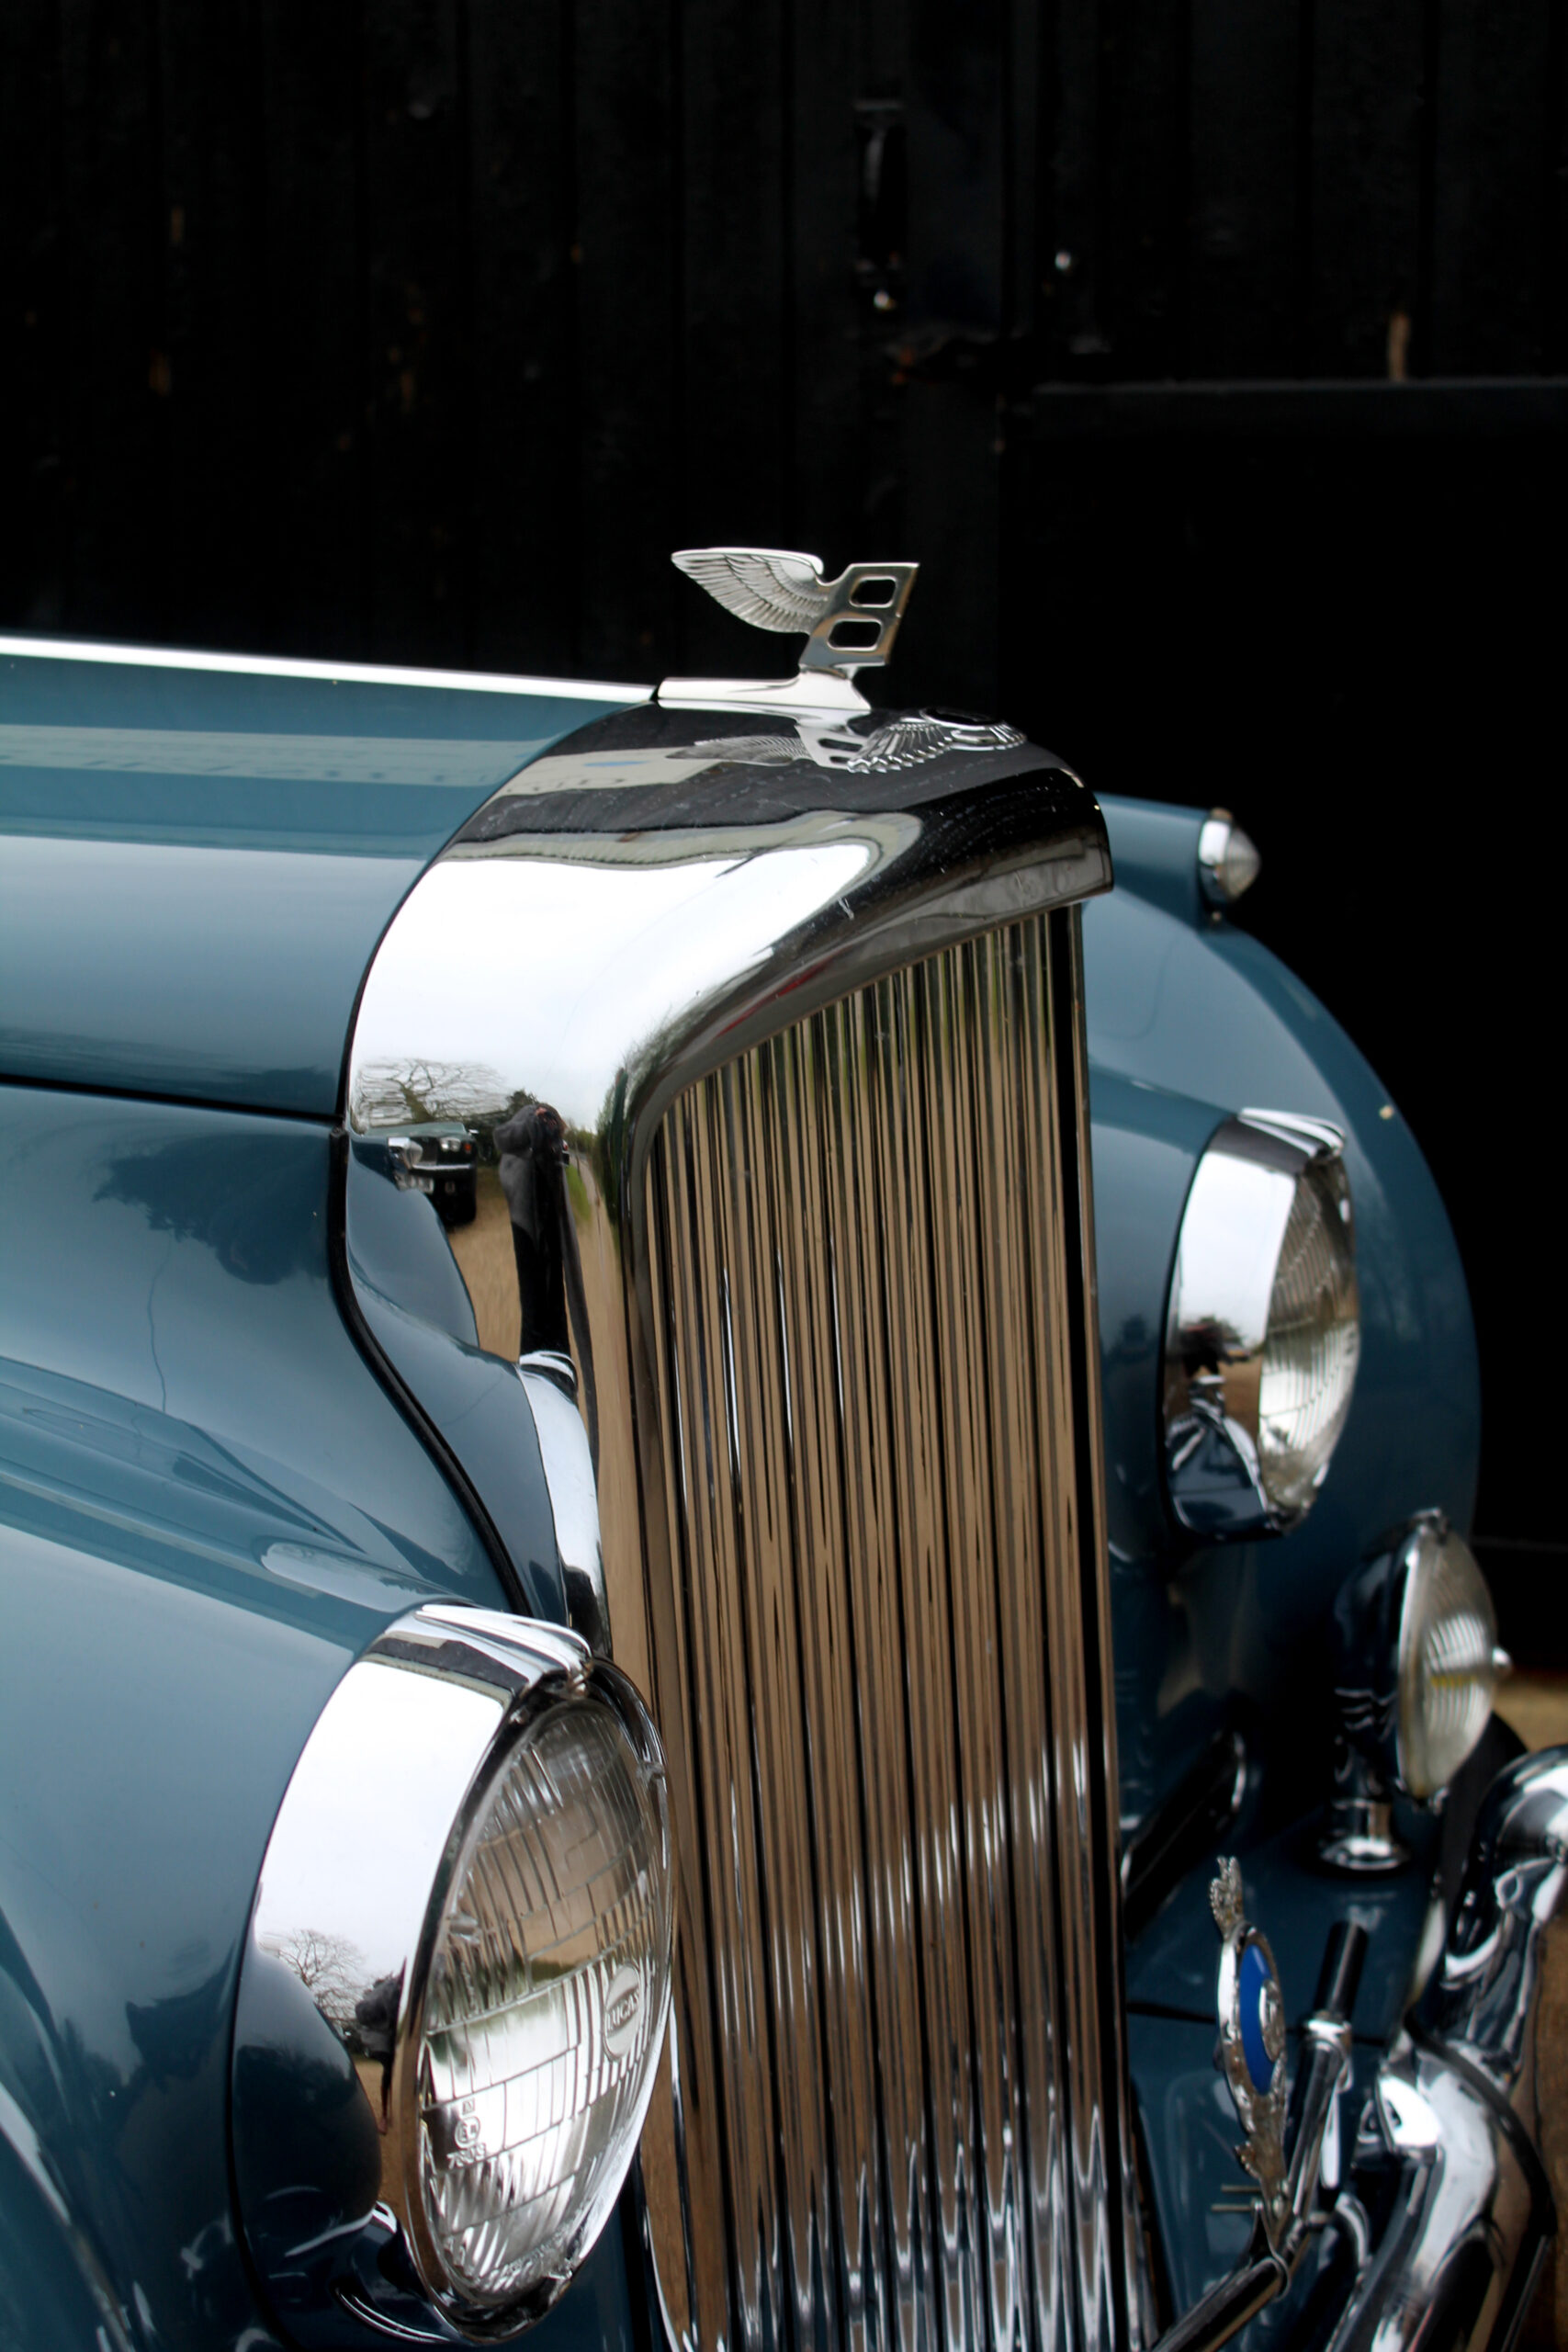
left=1287, top=2013, right=1353, bottom=2227
left=343, top=707, right=1123, bottom=2352
left=1325, top=2044, right=1545, bottom=2352
left=658, top=666, right=877, bottom=717
left=1195, top=813, right=1261, bottom=909
left=649, top=708, right=1026, bottom=772
left=1163, top=1110, right=1358, bottom=1539
left=233, top=1603, right=672, bottom=2344
left=1311, top=1747, right=1568, bottom=2351
left=1417, top=1747, right=1568, bottom=2109
left=670, top=545, right=919, bottom=678
left=1318, top=1762, right=1409, bottom=1874
left=519, top=1354, right=610, bottom=1655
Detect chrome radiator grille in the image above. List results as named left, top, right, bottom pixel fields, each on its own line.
left=636, top=908, right=1125, bottom=2352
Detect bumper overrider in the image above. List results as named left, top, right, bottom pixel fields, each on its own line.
left=1161, top=1747, right=1567, bottom=2352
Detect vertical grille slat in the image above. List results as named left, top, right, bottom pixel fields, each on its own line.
left=643, top=910, right=1116, bottom=2352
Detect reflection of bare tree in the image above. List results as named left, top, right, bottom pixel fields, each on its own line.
left=268, top=1929, right=406, bottom=2132
left=266, top=1928, right=369, bottom=2037
left=352, top=1058, right=513, bottom=1136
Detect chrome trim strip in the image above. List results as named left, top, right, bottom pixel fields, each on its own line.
left=519, top=1353, right=610, bottom=1656
left=1059, top=910, right=1155, bottom=2351
left=0, top=631, right=651, bottom=702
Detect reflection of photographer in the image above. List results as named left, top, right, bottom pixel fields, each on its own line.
left=352, top=1969, right=404, bottom=2134
left=494, top=1104, right=570, bottom=1357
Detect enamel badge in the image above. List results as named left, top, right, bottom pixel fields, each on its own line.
left=1211, top=1857, right=1291, bottom=2247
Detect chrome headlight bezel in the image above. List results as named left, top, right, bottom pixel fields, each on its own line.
left=232, top=1603, right=673, bottom=2346
left=1162, top=1109, right=1359, bottom=1539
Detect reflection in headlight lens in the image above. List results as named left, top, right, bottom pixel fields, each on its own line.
left=418, top=1692, right=671, bottom=2308
left=1164, top=1113, right=1359, bottom=1537
left=1399, top=1527, right=1506, bottom=1800
left=1258, top=1158, right=1360, bottom=1521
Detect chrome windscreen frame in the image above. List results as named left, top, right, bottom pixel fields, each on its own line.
left=339, top=700, right=1140, bottom=2352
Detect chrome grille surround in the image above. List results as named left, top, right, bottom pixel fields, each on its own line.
left=344, top=704, right=1135, bottom=2352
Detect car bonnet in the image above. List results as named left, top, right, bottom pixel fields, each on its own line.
left=0, top=639, right=646, bottom=1116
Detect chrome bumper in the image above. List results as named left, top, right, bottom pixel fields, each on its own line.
left=1323, top=1746, right=1567, bottom=2350
left=1154, top=1747, right=1566, bottom=2352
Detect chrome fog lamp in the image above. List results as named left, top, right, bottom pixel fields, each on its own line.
left=1322, top=1512, right=1510, bottom=1871
left=1163, top=1111, right=1359, bottom=1538
left=232, top=1605, right=672, bottom=2344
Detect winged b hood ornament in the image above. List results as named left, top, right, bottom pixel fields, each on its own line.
left=662, top=546, right=919, bottom=717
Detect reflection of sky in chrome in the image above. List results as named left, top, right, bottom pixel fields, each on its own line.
left=254, top=1658, right=502, bottom=1989
left=352, top=841, right=874, bottom=1133
left=1175, top=1152, right=1297, bottom=1356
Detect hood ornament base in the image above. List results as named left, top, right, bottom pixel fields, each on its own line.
left=660, top=545, right=919, bottom=716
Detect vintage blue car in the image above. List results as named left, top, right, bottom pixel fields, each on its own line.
left=1, top=550, right=1556, bottom=2352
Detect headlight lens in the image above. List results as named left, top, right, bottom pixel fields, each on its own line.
left=1398, top=1521, right=1507, bottom=1799
left=1164, top=1111, right=1359, bottom=1537
left=418, top=1692, right=670, bottom=2308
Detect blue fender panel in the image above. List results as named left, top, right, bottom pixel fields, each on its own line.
left=1089, top=805, right=1482, bottom=2314
left=0, top=1083, right=521, bottom=2346
left=0, top=1086, right=514, bottom=1616
left=1084, top=873, right=1481, bottom=1832
left=343, top=1143, right=567, bottom=1620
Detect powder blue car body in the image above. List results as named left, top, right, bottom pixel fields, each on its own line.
left=0, top=647, right=1479, bottom=2346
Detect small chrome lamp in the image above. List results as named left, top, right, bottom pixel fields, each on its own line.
left=1321, top=1510, right=1511, bottom=1872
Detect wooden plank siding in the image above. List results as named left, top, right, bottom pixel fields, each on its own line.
left=5, top=0, right=1561, bottom=678
left=0, top=2, right=1564, bottom=1560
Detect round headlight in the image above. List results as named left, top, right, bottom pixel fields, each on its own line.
left=1164, top=1111, right=1359, bottom=1538
left=1397, top=1519, right=1508, bottom=1800
left=232, top=1605, right=672, bottom=2346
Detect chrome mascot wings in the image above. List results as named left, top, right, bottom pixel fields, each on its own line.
left=671, top=548, right=831, bottom=633
left=671, top=545, right=919, bottom=677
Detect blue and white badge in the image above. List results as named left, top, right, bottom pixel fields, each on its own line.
left=1211, top=1858, right=1290, bottom=2247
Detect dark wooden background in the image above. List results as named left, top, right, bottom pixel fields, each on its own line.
left=2, top=1, right=1564, bottom=1637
